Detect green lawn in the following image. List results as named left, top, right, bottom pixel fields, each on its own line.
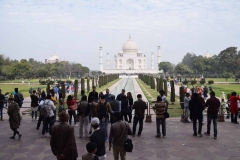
left=136, top=79, right=182, bottom=117
left=0, top=84, right=46, bottom=97
left=205, top=84, right=240, bottom=97
left=205, top=78, right=236, bottom=82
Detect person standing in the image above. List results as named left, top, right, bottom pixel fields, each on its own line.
left=81, top=90, right=86, bottom=101
left=121, top=96, right=129, bottom=122
left=88, top=86, right=99, bottom=104
left=184, top=93, right=191, bottom=123
left=30, top=90, right=39, bottom=121
left=90, top=117, right=106, bottom=160
left=203, top=87, right=208, bottom=100
left=7, top=95, right=22, bottom=140
left=116, top=89, right=126, bottom=101
left=204, top=91, right=220, bottom=139
left=50, top=89, right=58, bottom=121
left=105, top=89, right=111, bottom=103
left=78, top=95, right=90, bottom=138
left=109, top=112, right=132, bottom=160
left=67, top=95, right=78, bottom=126
left=127, top=92, right=133, bottom=123
left=36, top=94, right=46, bottom=130
left=42, top=95, right=56, bottom=138
left=153, top=96, right=167, bottom=138
left=230, top=92, right=240, bottom=124
left=14, top=88, right=24, bottom=108
left=132, top=94, right=147, bottom=136
left=97, top=95, right=112, bottom=141
left=0, top=89, right=5, bottom=121
left=189, top=93, right=204, bottom=137
left=198, top=93, right=206, bottom=124
left=109, top=95, right=120, bottom=124
left=4, top=92, right=9, bottom=108
left=82, top=142, right=99, bottom=160
left=89, top=97, right=99, bottom=134
left=50, top=112, right=78, bottom=160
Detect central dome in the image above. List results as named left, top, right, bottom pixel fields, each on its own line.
left=122, top=37, right=138, bottom=54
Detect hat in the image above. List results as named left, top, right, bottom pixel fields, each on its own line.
left=91, top=117, right=100, bottom=125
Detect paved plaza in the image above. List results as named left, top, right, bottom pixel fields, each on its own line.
left=1, top=116, right=240, bottom=160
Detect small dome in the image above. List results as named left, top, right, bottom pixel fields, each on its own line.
left=122, top=37, right=138, bottom=54
left=138, top=50, right=142, bottom=53
left=119, top=50, right=123, bottom=54
left=48, top=54, right=60, bottom=61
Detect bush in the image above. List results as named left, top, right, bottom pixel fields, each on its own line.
left=208, top=80, right=214, bottom=85
left=39, top=81, right=46, bottom=85
left=200, top=79, right=206, bottom=84
left=66, top=80, right=72, bottom=84
left=190, top=79, right=197, bottom=85
left=182, top=79, right=189, bottom=85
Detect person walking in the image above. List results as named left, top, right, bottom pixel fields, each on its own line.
left=121, top=95, right=129, bottom=122
left=132, top=94, right=147, bottom=136
left=184, top=93, right=191, bottom=123
left=153, top=96, right=167, bottom=138
left=82, top=142, right=99, bottom=160
left=67, top=95, right=78, bottom=126
left=78, top=95, right=90, bottom=138
left=198, top=93, right=206, bottom=124
left=90, top=117, right=106, bottom=160
left=109, top=112, right=132, bottom=160
left=88, top=86, right=99, bottom=122
left=230, top=92, right=240, bottom=124
left=127, top=92, right=133, bottom=123
left=50, top=112, right=78, bottom=160
left=204, top=91, right=220, bottom=139
left=80, top=90, right=86, bottom=101
left=14, top=88, right=24, bottom=108
left=7, top=95, right=22, bottom=140
left=109, top=95, right=120, bottom=124
left=0, top=89, right=5, bottom=121
left=89, top=96, right=99, bottom=134
left=97, top=95, right=112, bottom=141
left=30, top=90, right=39, bottom=121
left=189, top=93, right=204, bottom=137
left=36, top=94, right=46, bottom=130
left=42, top=95, right=56, bottom=138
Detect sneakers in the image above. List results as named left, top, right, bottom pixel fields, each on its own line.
left=162, top=135, right=166, bottom=138
left=74, top=124, right=78, bottom=127
left=198, top=133, right=202, bottom=137
left=204, top=132, right=210, bottom=136
left=10, top=136, right=15, bottom=139
left=18, top=134, right=22, bottom=140
left=155, top=135, right=161, bottom=138
left=193, top=133, right=197, bottom=136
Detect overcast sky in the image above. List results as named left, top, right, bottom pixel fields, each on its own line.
left=0, top=0, right=240, bottom=70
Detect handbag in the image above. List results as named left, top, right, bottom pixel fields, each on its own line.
left=164, top=111, right=170, bottom=118
left=124, top=122, right=133, bottom=152
left=69, top=103, right=78, bottom=111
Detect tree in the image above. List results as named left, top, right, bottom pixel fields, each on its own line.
left=235, top=71, right=240, bottom=82
left=74, top=80, right=78, bottom=99
left=181, top=52, right=197, bottom=69
left=163, top=79, right=168, bottom=97
left=81, top=78, right=85, bottom=91
left=175, top=64, right=192, bottom=76
left=222, top=72, right=233, bottom=81
left=170, top=81, right=175, bottom=104
left=158, top=61, right=173, bottom=76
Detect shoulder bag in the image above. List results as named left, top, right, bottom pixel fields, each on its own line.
left=124, top=122, right=134, bottom=152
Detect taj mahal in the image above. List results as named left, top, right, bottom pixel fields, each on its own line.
left=99, top=36, right=160, bottom=74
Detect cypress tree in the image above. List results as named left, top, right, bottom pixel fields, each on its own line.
left=164, top=79, right=168, bottom=96
left=74, top=79, right=78, bottom=99
left=179, top=86, right=185, bottom=109
left=159, top=78, right=163, bottom=91
left=81, top=78, right=85, bottom=91
left=61, top=81, right=66, bottom=99
left=87, top=78, right=90, bottom=93
left=152, top=77, right=155, bottom=90
left=92, top=78, right=94, bottom=87
left=170, top=80, right=175, bottom=104
left=47, top=83, right=50, bottom=95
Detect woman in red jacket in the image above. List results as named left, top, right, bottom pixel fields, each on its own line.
left=67, top=95, right=77, bottom=126
left=230, top=92, right=240, bottom=124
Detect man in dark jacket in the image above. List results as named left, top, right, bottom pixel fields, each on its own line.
left=132, top=94, right=147, bottom=136
left=189, top=93, right=204, bottom=137
left=109, top=95, right=120, bottom=124
left=204, top=91, right=220, bottom=139
left=78, top=95, right=90, bottom=138
left=116, top=89, right=126, bottom=101
left=88, top=86, right=98, bottom=104
left=90, top=117, right=106, bottom=159
left=50, top=112, right=78, bottom=160
left=14, top=88, right=24, bottom=108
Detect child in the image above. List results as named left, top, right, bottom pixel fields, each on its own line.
left=82, top=142, right=99, bottom=160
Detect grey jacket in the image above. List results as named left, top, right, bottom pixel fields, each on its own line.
left=184, top=96, right=191, bottom=108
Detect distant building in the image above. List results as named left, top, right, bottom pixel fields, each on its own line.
left=204, top=51, right=212, bottom=58
left=45, top=53, right=61, bottom=64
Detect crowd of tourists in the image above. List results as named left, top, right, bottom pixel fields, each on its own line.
left=1, top=84, right=240, bottom=160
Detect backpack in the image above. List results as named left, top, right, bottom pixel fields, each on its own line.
left=125, top=138, right=134, bottom=152
left=98, top=102, right=109, bottom=119
left=41, top=100, right=50, bottom=117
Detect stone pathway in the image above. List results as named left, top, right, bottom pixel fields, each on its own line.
left=1, top=115, right=240, bottom=160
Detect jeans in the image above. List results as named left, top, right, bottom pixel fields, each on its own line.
left=127, top=110, right=132, bottom=123
left=156, top=118, right=166, bottom=136
left=132, top=116, right=144, bottom=135
left=42, top=116, right=54, bottom=135
left=68, top=110, right=76, bottom=125
left=100, top=118, right=109, bottom=140
left=31, top=111, right=38, bottom=120
left=11, top=128, right=20, bottom=136
left=37, top=113, right=44, bottom=129
left=192, top=116, right=203, bottom=134
left=122, top=113, right=128, bottom=122
left=0, top=105, right=3, bottom=119
left=79, top=116, right=89, bottom=138
left=184, top=107, right=189, bottom=120
left=231, top=113, right=238, bottom=123
left=207, top=114, right=218, bottom=137
left=113, top=145, right=126, bottom=160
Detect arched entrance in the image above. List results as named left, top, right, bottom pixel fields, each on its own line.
left=126, top=59, right=134, bottom=70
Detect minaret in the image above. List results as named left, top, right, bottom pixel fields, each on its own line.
left=151, top=52, right=154, bottom=70
left=99, top=46, right=103, bottom=71
left=157, top=46, right=161, bottom=65
left=107, top=52, right=110, bottom=70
